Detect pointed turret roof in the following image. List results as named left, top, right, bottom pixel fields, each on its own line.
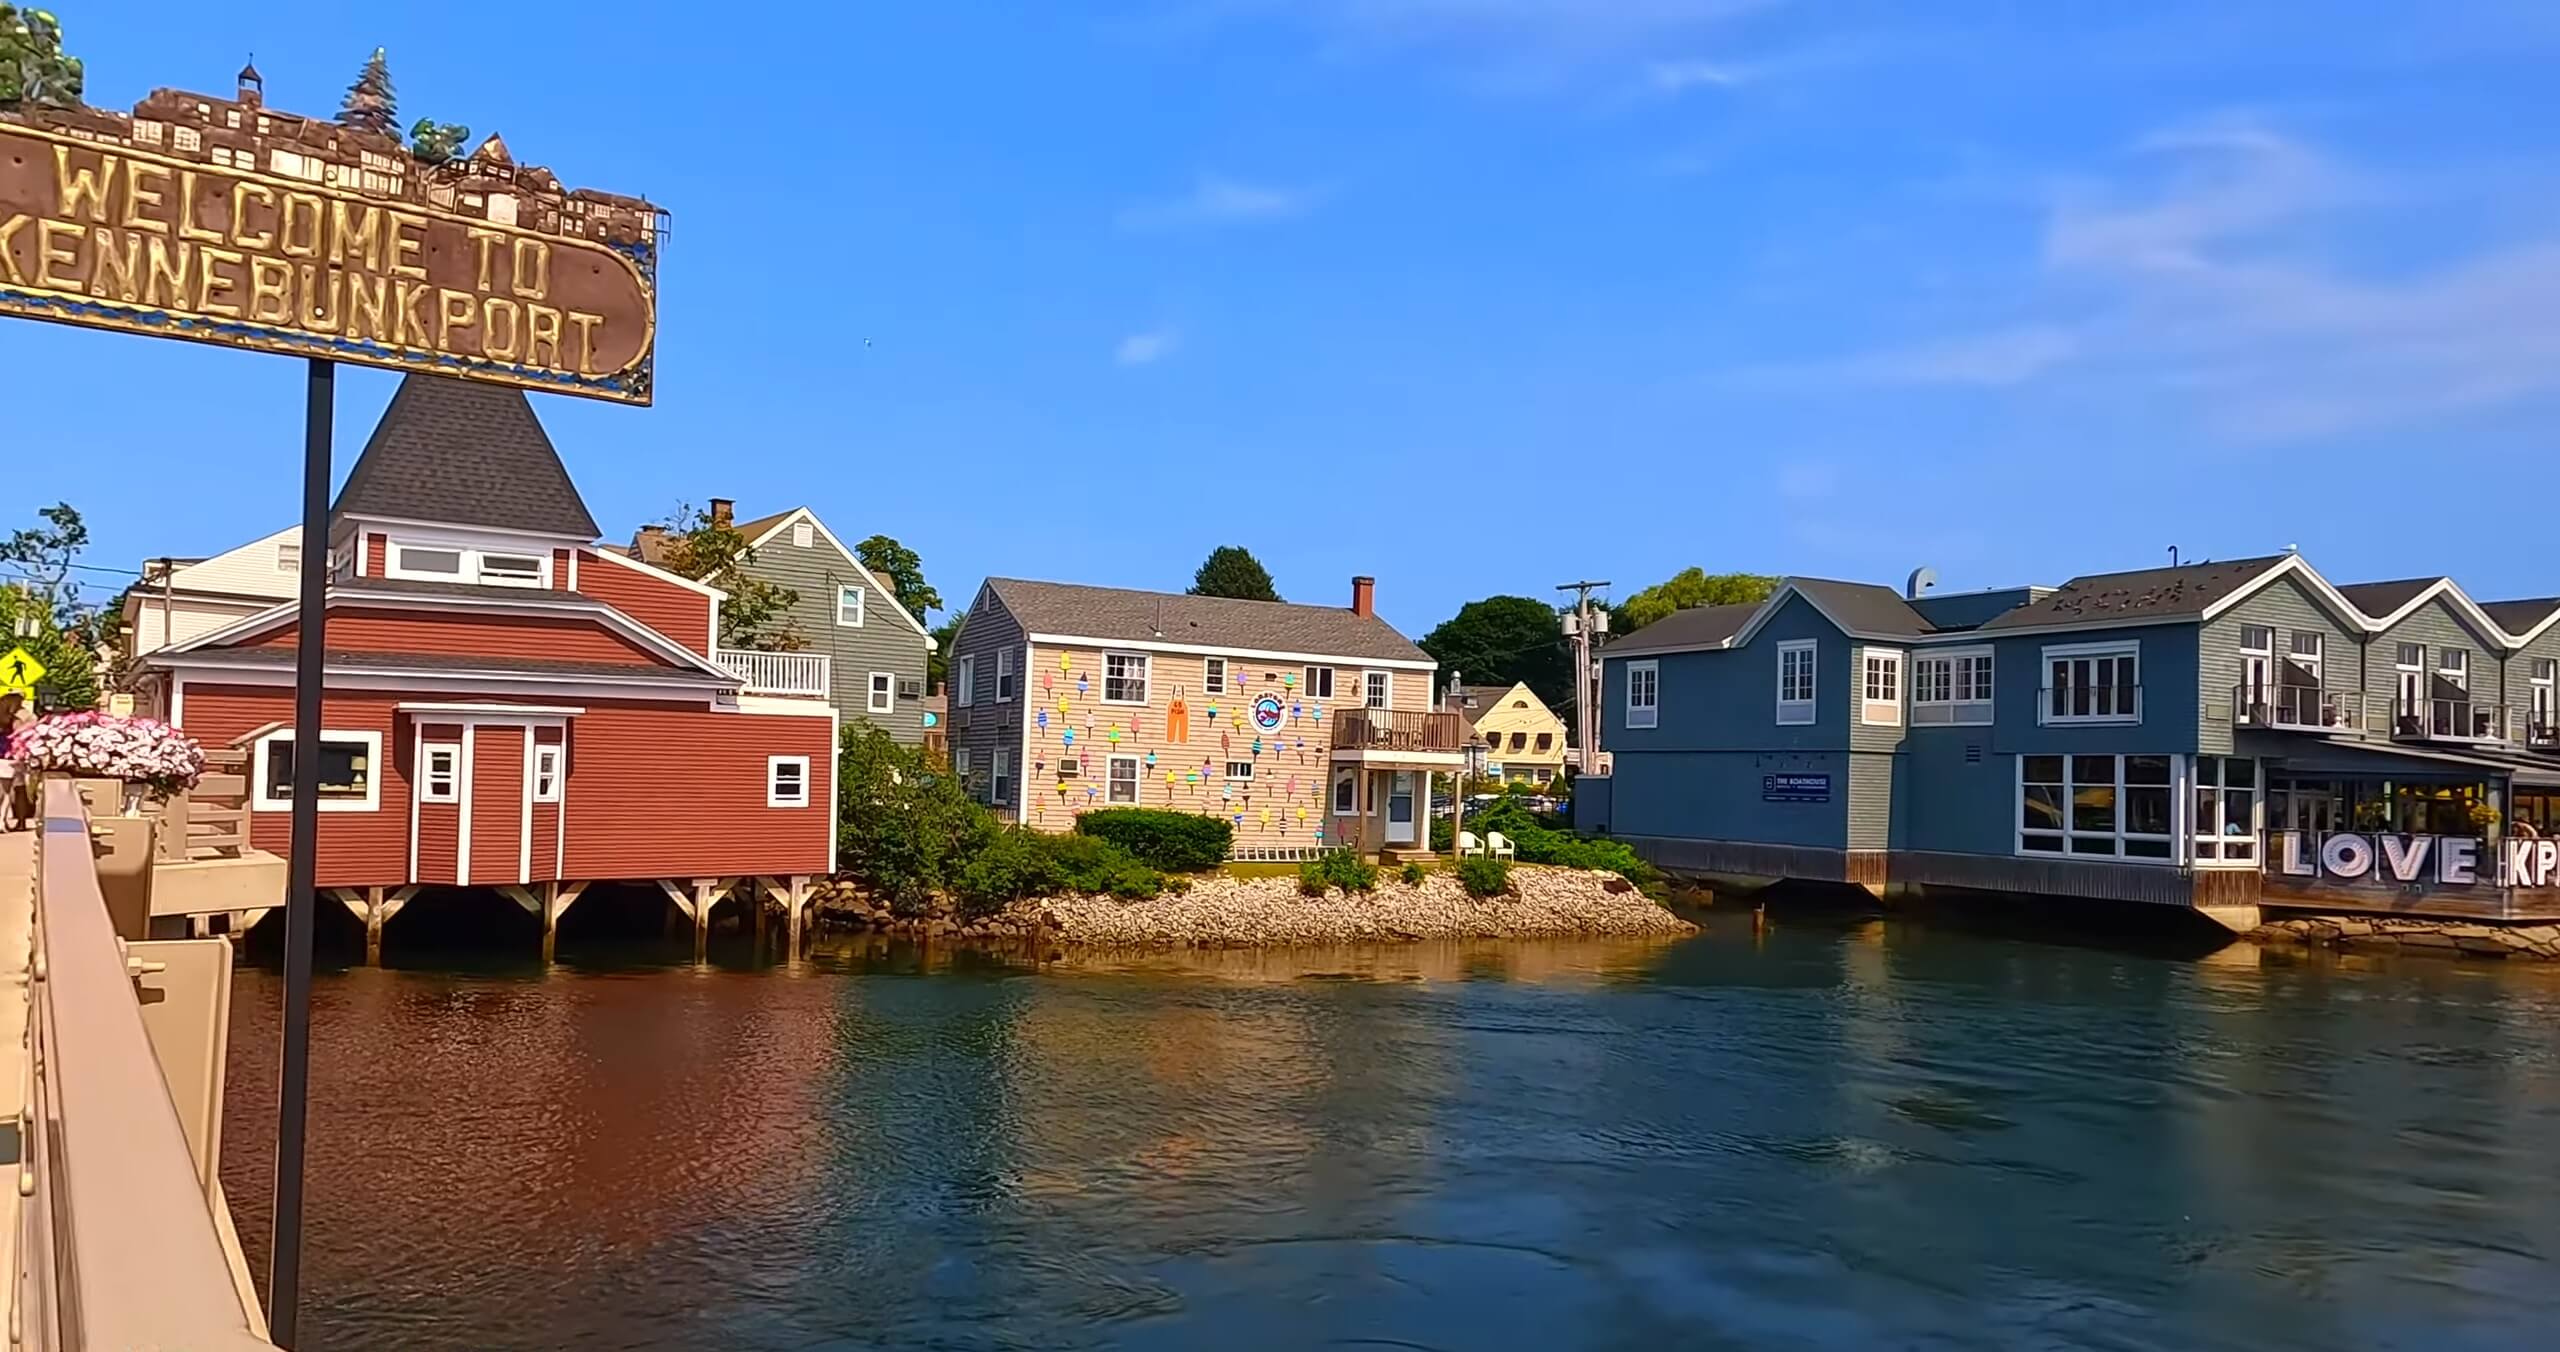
left=332, top=375, right=600, bottom=538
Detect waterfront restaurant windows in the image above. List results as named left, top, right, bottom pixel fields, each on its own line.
left=2020, top=754, right=2174, bottom=859
left=1625, top=660, right=1659, bottom=729
left=2193, top=756, right=2259, bottom=863
left=2042, top=642, right=2140, bottom=724
left=1861, top=649, right=1903, bottom=726
left=1776, top=640, right=1817, bottom=725
left=1912, top=650, right=1993, bottom=725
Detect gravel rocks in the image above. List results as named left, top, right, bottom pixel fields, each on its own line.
left=2253, top=916, right=2560, bottom=960
left=1013, top=866, right=1696, bottom=949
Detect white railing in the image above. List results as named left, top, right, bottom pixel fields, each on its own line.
left=716, top=648, right=831, bottom=698
left=18, top=782, right=277, bottom=1350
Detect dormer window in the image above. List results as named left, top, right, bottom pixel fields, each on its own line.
left=386, top=538, right=552, bottom=588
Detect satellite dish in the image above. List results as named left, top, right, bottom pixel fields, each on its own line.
left=1906, top=566, right=1939, bottom=600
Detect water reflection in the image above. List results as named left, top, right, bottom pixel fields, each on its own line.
left=225, top=921, right=2560, bottom=1351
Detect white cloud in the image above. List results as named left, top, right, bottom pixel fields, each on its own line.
left=1117, top=176, right=1325, bottom=231
left=1115, top=328, right=1181, bottom=366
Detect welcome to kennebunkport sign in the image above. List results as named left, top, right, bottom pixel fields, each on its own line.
left=0, top=82, right=661, bottom=403
left=2275, top=831, right=2560, bottom=890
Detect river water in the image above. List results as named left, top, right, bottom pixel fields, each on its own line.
left=219, top=910, right=2560, bottom=1351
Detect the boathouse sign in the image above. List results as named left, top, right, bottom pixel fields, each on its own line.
left=0, top=111, right=658, bottom=403
left=2275, top=831, right=2560, bottom=890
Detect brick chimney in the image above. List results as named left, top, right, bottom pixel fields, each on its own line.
left=710, top=498, right=733, bottom=528
left=1350, top=575, right=1375, bottom=618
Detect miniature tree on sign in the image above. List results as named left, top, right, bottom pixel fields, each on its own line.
left=337, top=46, right=398, bottom=137
left=409, top=117, right=470, bottom=165
left=0, top=4, right=85, bottom=108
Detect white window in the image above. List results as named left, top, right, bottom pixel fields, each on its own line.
left=2191, top=756, right=2258, bottom=864
left=1104, top=652, right=1149, bottom=704
left=419, top=743, right=460, bottom=804
left=1912, top=649, right=1995, bottom=725
left=1304, top=666, right=1335, bottom=700
left=1776, top=640, right=1817, bottom=725
left=392, top=544, right=464, bottom=576
left=2395, top=644, right=2425, bottom=719
left=478, top=551, right=545, bottom=587
left=2535, top=660, right=2557, bottom=732
left=996, top=647, right=1017, bottom=702
left=251, top=730, right=382, bottom=812
left=2439, top=647, right=2468, bottom=690
left=530, top=743, right=563, bottom=803
left=2238, top=624, right=2273, bottom=700
left=1364, top=670, right=1393, bottom=710
left=992, top=748, right=1012, bottom=808
left=385, top=539, right=548, bottom=588
left=766, top=755, right=811, bottom=808
left=954, top=748, right=972, bottom=794
left=869, top=671, right=895, bottom=713
left=1107, top=754, right=1141, bottom=804
left=2042, top=642, right=2140, bottom=723
left=1225, top=760, right=1255, bottom=780
left=956, top=654, right=976, bottom=708
left=792, top=519, right=814, bottom=548
left=173, top=125, right=201, bottom=152
left=2018, top=753, right=2174, bottom=861
left=1861, top=649, right=1904, bottom=726
left=836, top=585, right=865, bottom=627
left=2288, top=631, right=2324, bottom=682
left=1332, top=771, right=1356, bottom=815
left=1625, top=660, right=1659, bottom=730
left=1204, top=657, right=1227, bottom=695
left=276, top=542, right=301, bottom=573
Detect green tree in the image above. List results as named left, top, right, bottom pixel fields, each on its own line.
left=1613, top=568, right=1778, bottom=633
left=0, top=4, right=84, bottom=108
left=1, top=501, right=87, bottom=621
left=1419, top=595, right=1572, bottom=713
left=928, top=610, right=962, bottom=693
left=0, top=583, right=97, bottom=712
left=855, top=534, right=942, bottom=618
left=1188, top=545, right=1280, bottom=602
left=655, top=502, right=803, bottom=651
left=337, top=46, right=398, bottom=138
left=835, top=724, right=994, bottom=914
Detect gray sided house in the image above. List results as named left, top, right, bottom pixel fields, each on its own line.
left=1591, top=553, right=2560, bottom=929
left=637, top=501, right=935, bottom=744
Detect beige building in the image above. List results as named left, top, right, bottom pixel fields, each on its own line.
left=946, top=576, right=1460, bottom=860
left=121, top=527, right=304, bottom=658
left=1449, top=681, right=1569, bottom=785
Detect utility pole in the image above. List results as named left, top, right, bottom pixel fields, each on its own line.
left=1556, top=580, right=1610, bottom=777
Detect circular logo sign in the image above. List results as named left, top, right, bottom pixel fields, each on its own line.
left=1251, top=694, right=1286, bottom=731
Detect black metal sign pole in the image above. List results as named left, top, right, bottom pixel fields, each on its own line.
left=269, top=355, right=334, bottom=1346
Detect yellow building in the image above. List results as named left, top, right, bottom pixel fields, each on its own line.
left=1449, top=682, right=1568, bottom=785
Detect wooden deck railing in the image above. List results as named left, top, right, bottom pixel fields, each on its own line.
left=154, top=750, right=252, bottom=863
left=716, top=648, right=832, bottom=698
left=1330, top=707, right=1467, bottom=754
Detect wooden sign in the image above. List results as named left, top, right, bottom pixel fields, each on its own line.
left=0, top=83, right=661, bottom=403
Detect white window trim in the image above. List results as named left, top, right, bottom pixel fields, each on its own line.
left=956, top=654, right=976, bottom=708
left=2190, top=754, right=2261, bottom=869
left=419, top=741, right=461, bottom=805
left=836, top=584, right=865, bottom=628
left=530, top=743, right=563, bottom=804
left=1911, top=647, right=1993, bottom=726
left=2015, top=752, right=2178, bottom=865
left=1364, top=669, right=1394, bottom=710
left=1225, top=760, right=1256, bottom=781
left=1331, top=770, right=1357, bottom=815
left=1625, top=659, right=1659, bottom=730
left=1304, top=666, right=1335, bottom=700
left=2039, top=640, right=2142, bottom=726
left=383, top=537, right=552, bottom=589
left=1106, top=753, right=1143, bottom=805
left=767, top=754, right=813, bottom=808
left=868, top=671, right=896, bottom=714
left=1204, top=656, right=1227, bottom=695
left=995, top=647, right=1016, bottom=702
left=2439, top=647, right=2468, bottom=691
left=992, top=748, right=1012, bottom=805
left=792, top=519, right=814, bottom=548
left=1775, top=639, right=1817, bottom=726
left=1102, top=651, right=1151, bottom=706
left=1860, top=647, right=1905, bottom=727
left=250, top=728, right=384, bottom=813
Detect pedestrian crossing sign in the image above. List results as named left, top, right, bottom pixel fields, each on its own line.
left=1, top=646, right=45, bottom=697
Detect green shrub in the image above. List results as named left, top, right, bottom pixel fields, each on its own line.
left=836, top=725, right=996, bottom=915
left=1457, top=855, right=1511, bottom=898
left=1075, top=808, right=1233, bottom=872
left=1044, top=832, right=1166, bottom=899
left=1400, top=861, right=1428, bottom=886
left=953, top=827, right=1064, bottom=917
left=1297, top=850, right=1379, bottom=896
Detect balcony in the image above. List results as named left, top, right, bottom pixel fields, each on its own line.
left=2530, top=714, right=2560, bottom=752
left=1331, top=707, right=1468, bottom=757
left=2388, top=696, right=2514, bottom=746
left=716, top=648, right=831, bottom=698
left=2232, top=684, right=2360, bottom=735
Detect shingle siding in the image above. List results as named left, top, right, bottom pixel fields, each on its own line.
left=739, top=513, right=934, bottom=745
left=946, top=587, right=1028, bottom=814
left=2196, top=573, right=2356, bottom=756
left=2368, top=596, right=2506, bottom=732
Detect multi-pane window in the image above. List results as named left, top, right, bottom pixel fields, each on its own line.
left=766, top=756, right=811, bottom=808
left=2193, top=756, right=2258, bottom=863
left=1304, top=666, right=1335, bottom=700
left=1625, top=660, right=1659, bottom=729
left=420, top=744, right=460, bottom=804
left=1225, top=760, right=1255, bottom=780
left=992, top=749, right=1012, bottom=808
left=532, top=744, right=563, bottom=803
left=1104, top=652, right=1149, bottom=703
left=1861, top=649, right=1903, bottom=725
left=1107, top=755, right=1141, bottom=804
left=2019, top=754, right=2173, bottom=860
left=1776, top=640, right=1817, bottom=725
left=870, top=671, right=895, bottom=713
left=996, top=647, right=1017, bottom=702
left=2289, top=631, right=2324, bottom=679
left=2536, top=660, right=2557, bottom=734
left=2440, top=648, right=2469, bottom=689
left=1911, top=651, right=1994, bottom=725
left=2044, top=645, right=2140, bottom=722
left=956, top=655, right=975, bottom=708
left=953, top=749, right=973, bottom=797
left=1204, top=657, right=1227, bottom=694
left=837, top=585, right=865, bottom=627
left=1364, top=671, right=1392, bottom=710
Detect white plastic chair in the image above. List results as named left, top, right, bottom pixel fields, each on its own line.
left=1458, top=830, right=1484, bottom=857
left=1486, top=831, right=1516, bottom=861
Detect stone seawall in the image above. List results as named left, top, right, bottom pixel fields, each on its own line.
left=2253, top=916, right=2560, bottom=960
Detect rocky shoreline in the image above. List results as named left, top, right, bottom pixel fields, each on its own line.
left=2252, top=915, right=2560, bottom=961
left=807, top=865, right=1697, bottom=949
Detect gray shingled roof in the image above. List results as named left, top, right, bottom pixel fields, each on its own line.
left=1792, top=578, right=1934, bottom=637
left=2335, top=578, right=2443, bottom=619
left=1978, top=555, right=2289, bottom=632
left=981, top=577, right=1429, bottom=663
left=172, top=646, right=730, bottom=682
left=1601, top=600, right=1761, bottom=656
left=1445, top=684, right=1516, bottom=722
left=2481, top=598, right=2560, bottom=635
left=332, top=375, right=601, bottom=539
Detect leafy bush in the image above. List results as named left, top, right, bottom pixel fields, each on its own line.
left=1400, top=861, right=1428, bottom=886
left=1457, top=855, right=1512, bottom=898
left=1463, top=794, right=1657, bottom=885
left=1297, top=850, right=1379, bottom=896
left=1075, top=808, right=1233, bottom=872
left=953, top=827, right=1064, bottom=917
left=1430, top=814, right=1454, bottom=851
left=836, top=725, right=995, bottom=915
left=1043, top=832, right=1166, bottom=899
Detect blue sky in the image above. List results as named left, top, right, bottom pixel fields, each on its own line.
left=13, top=1, right=2560, bottom=634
